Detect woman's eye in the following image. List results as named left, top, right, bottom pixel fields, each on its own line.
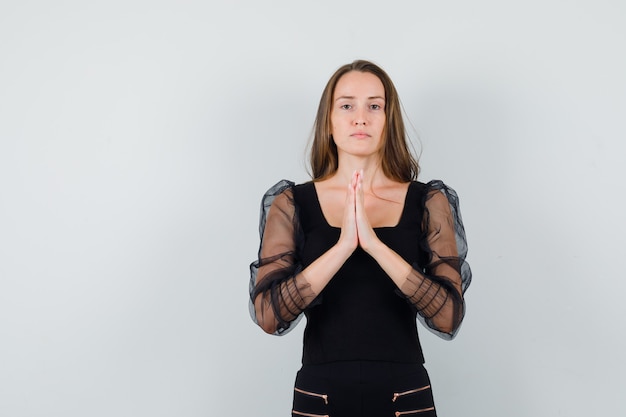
left=340, top=104, right=352, bottom=110
left=370, top=104, right=381, bottom=110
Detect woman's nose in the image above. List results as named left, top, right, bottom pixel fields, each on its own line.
left=353, top=109, right=367, bottom=125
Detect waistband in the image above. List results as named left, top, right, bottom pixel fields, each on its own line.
left=299, top=361, right=427, bottom=384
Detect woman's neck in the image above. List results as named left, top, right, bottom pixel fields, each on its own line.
left=331, top=156, right=390, bottom=191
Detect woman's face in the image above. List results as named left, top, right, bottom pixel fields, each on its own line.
left=330, top=71, right=386, bottom=160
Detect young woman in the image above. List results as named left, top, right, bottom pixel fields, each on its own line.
left=249, top=60, right=471, bottom=417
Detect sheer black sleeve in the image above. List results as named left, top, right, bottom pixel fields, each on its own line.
left=249, top=180, right=315, bottom=335
left=399, top=180, right=472, bottom=340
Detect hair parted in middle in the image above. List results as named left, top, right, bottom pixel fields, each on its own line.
left=309, top=60, right=419, bottom=182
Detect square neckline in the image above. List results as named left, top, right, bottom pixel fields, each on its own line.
left=310, top=181, right=415, bottom=230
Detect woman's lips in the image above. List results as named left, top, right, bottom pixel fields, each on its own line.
left=351, top=132, right=370, bottom=139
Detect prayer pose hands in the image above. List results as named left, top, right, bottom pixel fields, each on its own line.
left=338, top=170, right=380, bottom=254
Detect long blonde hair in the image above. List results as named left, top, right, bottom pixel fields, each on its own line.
left=309, top=60, right=419, bottom=182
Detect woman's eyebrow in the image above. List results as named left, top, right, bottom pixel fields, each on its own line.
left=334, top=95, right=385, bottom=101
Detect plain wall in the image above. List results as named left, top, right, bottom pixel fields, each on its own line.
left=1, top=1, right=625, bottom=416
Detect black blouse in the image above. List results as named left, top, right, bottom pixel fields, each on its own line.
left=249, top=180, right=471, bottom=363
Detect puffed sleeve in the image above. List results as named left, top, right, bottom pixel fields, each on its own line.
left=249, top=180, right=316, bottom=335
left=399, top=180, right=472, bottom=340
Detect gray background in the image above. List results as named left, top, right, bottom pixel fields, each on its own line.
left=1, top=1, right=624, bottom=416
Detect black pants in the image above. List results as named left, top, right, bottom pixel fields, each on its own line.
left=292, top=361, right=437, bottom=417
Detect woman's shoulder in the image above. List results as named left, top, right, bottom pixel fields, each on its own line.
left=411, top=179, right=458, bottom=194
left=408, top=180, right=428, bottom=196
left=409, top=179, right=463, bottom=210
left=260, top=179, right=316, bottom=207
left=262, top=179, right=314, bottom=192
left=262, top=179, right=295, bottom=196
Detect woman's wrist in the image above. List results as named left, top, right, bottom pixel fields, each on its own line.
left=361, top=237, right=385, bottom=257
left=333, top=239, right=357, bottom=260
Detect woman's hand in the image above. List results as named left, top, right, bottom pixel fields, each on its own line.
left=336, top=172, right=359, bottom=252
left=337, top=170, right=383, bottom=254
left=353, top=170, right=380, bottom=253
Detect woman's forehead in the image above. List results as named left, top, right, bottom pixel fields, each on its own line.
left=334, top=71, right=385, bottom=99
